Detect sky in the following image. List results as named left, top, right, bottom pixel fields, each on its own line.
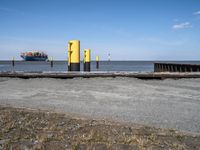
left=0, top=0, right=200, bottom=60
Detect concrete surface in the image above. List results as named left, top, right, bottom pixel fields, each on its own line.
left=0, top=77, right=200, bottom=134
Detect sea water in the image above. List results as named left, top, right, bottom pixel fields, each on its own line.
left=0, top=61, right=200, bottom=72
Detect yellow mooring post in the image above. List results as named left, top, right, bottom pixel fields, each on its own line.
left=68, top=40, right=80, bottom=71
left=84, top=49, right=91, bottom=72
left=96, top=56, right=99, bottom=69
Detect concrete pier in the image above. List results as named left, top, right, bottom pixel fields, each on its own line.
left=154, top=63, right=200, bottom=72
left=1, top=71, right=200, bottom=79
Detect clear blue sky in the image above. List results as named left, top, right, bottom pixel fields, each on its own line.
left=0, top=0, right=200, bottom=60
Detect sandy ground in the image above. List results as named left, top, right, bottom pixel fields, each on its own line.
left=0, top=77, right=200, bottom=134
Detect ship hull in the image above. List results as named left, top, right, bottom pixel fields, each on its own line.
left=21, top=56, right=48, bottom=61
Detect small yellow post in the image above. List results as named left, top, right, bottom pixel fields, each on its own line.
left=96, top=56, right=99, bottom=61
left=96, top=56, right=99, bottom=69
left=84, top=49, right=91, bottom=72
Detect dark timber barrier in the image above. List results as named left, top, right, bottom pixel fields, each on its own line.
left=154, top=63, right=200, bottom=72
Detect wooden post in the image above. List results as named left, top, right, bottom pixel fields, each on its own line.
left=50, top=57, right=53, bottom=68
left=12, top=57, right=15, bottom=67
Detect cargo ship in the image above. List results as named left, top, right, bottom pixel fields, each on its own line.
left=21, top=51, right=48, bottom=61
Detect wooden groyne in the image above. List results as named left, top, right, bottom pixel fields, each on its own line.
left=1, top=72, right=200, bottom=79
left=154, top=63, right=200, bottom=72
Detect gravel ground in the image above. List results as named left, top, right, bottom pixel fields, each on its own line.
left=1, top=106, right=200, bottom=150
left=0, top=77, right=200, bottom=134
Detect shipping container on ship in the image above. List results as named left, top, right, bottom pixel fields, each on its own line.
left=20, top=51, right=48, bottom=61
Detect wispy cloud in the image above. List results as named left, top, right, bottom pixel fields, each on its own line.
left=0, top=6, right=48, bottom=18
left=0, top=7, right=12, bottom=12
left=172, top=22, right=192, bottom=30
left=0, top=6, right=25, bottom=15
left=193, top=11, right=200, bottom=15
left=138, top=37, right=185, bottom=46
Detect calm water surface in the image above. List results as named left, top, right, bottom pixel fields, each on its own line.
left=0, top=61, right=200, bottom=72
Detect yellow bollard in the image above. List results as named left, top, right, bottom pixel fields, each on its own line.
left=96, top=56, right=99, bottom=69
left=84, top=49, right=91, bottom=72
left=68, top=40, right=80, bottom=71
